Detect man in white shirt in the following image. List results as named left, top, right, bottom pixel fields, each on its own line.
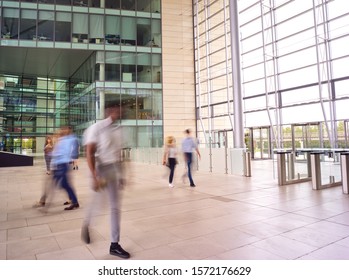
left=81, top=101, right=130, bottom=259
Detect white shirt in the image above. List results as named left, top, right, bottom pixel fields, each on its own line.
left=165, top=146, right=177, bottom=158
left=83, top=117, right=124, bottom=165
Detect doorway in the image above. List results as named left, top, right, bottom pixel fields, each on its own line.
left=249, top=127, right=271, bottom=159
left=344, top=120, right=349, bottom=148
left=291, top=122, right=322, bottom=150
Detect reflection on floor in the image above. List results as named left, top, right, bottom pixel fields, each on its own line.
left=1, top=158, right=349, bottom=260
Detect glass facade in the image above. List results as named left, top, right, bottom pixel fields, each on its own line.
left=0, top=0, right=162, bottom=154
left=194, top=0, right=349, bottom=158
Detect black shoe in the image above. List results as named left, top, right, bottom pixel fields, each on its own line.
left=190, top=184, right=196, bottom=187
left=81, top=225, right=90, bottom=244
left=64, top=203, right=79, bottom=210
left=63, top=201, right=71, bottom=205
left=110, top=243, right=130, bottom=259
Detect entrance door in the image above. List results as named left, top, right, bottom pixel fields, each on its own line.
left=344, top=120, right=349, bottom=148
left=212, top=130, right=233, bottom=148
left=250, top=127, right=271, bottom=159
left=291, top=123, right=321, bottom=150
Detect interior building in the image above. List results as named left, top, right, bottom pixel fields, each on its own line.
left=0, top=0, right=348, bottom=161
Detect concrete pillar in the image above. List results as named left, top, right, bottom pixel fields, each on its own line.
left=99, top=63, right=105, bottom=119
left=229, top=0, right=244, bottom=149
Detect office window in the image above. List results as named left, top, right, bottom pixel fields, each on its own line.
left=151, top=0, right=160, bottom=13
left=121, top=0, right=135, bottom=11
left=105, top=0, right=120, bottom=9
left=1, top=8, right=19, bottom=39
left=137, top=0, right=151, bottom=12
left=20, top=10, right=37, bottom=40
left=105, top=52, right=121, bottom=81
left=55, top=12, right=71, bottom=42
left=137, top=89, right=152, bottom=120
left=121, top=17, right=136, bottom=46
left=56, top=0, right=72, bottom=5
left=105, top=16, right=121, bottom=44
left=39, top=0, right=55, bottom=4
left=121, top=52, right=136, bottom=82
left=73, top=0, right=87, bottom=7
left=152, top=89, right=162, bottom=120
left=90, top=0, right=100, bottom=7
left=38, top=11, right=54, bottom=41
left=72, top=13, right=88, bottom=43
left=137, top=53, right=151, bottom=83
left=136, top=18, right=151, bottom=47
left=152, top=53, right=161, bottom=83
left=89, top=14, right=103, bottom=43
left=151, top=19, right=161, bottom=47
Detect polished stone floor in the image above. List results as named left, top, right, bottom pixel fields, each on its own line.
left=1, top=158, right=349, bottom=260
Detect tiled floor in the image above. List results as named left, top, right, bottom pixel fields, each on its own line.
left=1, top=158, right=349, bottom=260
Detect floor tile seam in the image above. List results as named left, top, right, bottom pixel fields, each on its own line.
left=5, top=236, right=61, bottom=260
left=280, top=230, right=349, bottom=251
left=256, top=217, right=347, bottom=247
left=0, top=221, right=29, bottom=231
left=248, top=234, right=319, bottom=260
left=214, top=240, right=286, bottom=260
left=293, top=237, right=349, bottom=260
left=246, top=243, right=288, bottom=260
left=290, top=210, right=349, bottom=226
left=166, top=235, right=228, bottom=256
left=123, top=204, right=249, bottom=226
left=122, top=195, right=221, bottom=214
left=197, top=233, right=279, bottom=259
left=258, top=213, right=326, bottom=235
left=229, top=199, right=291, bottom=211
left=5, top=228, right=80, bottom=244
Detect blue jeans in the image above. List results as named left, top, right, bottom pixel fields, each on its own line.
left=168, top=157, right=177, bottom=184
left=184, top=152, right=195, bottom=185
left=53, top=163, right=78, bottom=204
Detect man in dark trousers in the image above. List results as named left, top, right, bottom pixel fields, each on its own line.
left=181, top=128, right=201, bottom=187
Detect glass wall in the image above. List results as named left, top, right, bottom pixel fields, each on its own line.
left=1, top=2, right=162, bottom=47
left=194, top=0, right=349, bottom=151
left=0, top=74, right=71, bottom=154
left=0, top=0, right=163, bottom=151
